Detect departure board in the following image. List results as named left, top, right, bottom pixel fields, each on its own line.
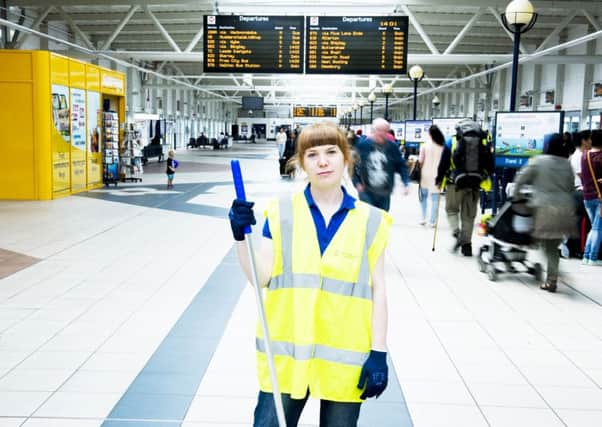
left=293, top=105, right=337, bottom=118
left=203, top=15, right=304, bottom=73
left=306, top=16, right=409, bottom=74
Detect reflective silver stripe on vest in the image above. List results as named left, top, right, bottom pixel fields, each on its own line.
left=357, top=206, right=382, bottom=287
left=256, top=338, right=369, bottom=367
left=271, top=196, right=382, bottom=301
left=279, top=197, right=294, bottom=281
left=270, top=274, right=372, bottom=300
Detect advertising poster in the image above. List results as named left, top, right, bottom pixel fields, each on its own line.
left=390, top=121, right=405, bottom=141
left=87, top=91, right=102, bottom=184
left=51, top=85, right=70, bottom=141
left=432, top=117, right=467, bottom=140
left=70, top=88, right=86, bottom=150
left=495, top=111, right=563, bottom=167
left=51, top=84, right=71, bottom=193
left=70, top=88, right=87, bottom=190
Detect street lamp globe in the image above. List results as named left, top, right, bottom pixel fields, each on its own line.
left=382, top=84, right=393, bottom=95
left=408, top=65, right=424, bottom=81
left=504, top=0, right=535, bottom=27
left=367, top=92, right=376, bottom=103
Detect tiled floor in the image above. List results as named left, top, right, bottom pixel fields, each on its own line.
left=1, top=141, right=601, bottom=426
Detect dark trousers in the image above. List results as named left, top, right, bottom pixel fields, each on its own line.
left=253, top=390, right=361, bottom=427
left=540, top=238, right=562, bottom=283
left=358, top=190, right=391, bottom=211
left=445, top=184, right=479, bottom=245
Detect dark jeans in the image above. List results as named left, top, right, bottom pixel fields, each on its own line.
left=253, top=390, right=361, bottom=427
left=358, top=190, right=391, bottom=211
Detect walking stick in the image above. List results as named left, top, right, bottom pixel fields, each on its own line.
left=231, top=160, right=286, bottom=427
left=432, top=191, right=442, bottom=252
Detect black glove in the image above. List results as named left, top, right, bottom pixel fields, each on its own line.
left=357, top=350, right=388, bottom=399
left=229, top=199, right=256, bottom=241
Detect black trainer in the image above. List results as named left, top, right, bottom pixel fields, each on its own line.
left=451, top=230, right=461, bottom=253
left=461, top=243, right=473, bottom=257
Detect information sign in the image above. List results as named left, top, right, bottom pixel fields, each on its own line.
left=306, top=16, right=408, bottom=74
left=204, top=15, right=304, bottom=73
left=293, top=105, right=337, bottom=118
left=432, top=117, right=468, bottom=140
left=494, top=111, right=564, bottom=167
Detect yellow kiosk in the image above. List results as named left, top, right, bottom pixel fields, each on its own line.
left=0, top=50, right=126, bottom=200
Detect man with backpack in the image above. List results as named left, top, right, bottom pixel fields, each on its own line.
left=436, top=119, right=494, bottom=256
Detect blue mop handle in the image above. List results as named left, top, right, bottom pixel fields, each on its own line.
left=230, top=160, right=251, bottom=235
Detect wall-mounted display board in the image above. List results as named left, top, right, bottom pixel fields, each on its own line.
left=306, top=16, right=408, bottom=74
left=293, top=105, right=337, bottom=118
left=404, top=120, right=433, bottom=149
left=494, top=111, right=564, bottom=168
left=432, top=117, right=468, bottom=140
left=390, top=121, right=405, bottom=141
left=203, top=15, right=304, bottom=73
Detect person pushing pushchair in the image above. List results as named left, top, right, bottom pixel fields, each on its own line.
left=507, top=133, right=576, bottom=292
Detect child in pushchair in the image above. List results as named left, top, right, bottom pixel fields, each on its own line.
left=477, top=186, right=543, bottom=282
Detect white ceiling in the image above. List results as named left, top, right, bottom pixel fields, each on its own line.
left=2, top=0, right=601, bottom=108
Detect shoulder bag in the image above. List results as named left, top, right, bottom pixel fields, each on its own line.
left=409, top=161, right=421, bottom=183
left=586, top=151, right=602, bottom=217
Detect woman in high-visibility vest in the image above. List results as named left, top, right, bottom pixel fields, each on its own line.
left=229, top=122, right=392, bottom=426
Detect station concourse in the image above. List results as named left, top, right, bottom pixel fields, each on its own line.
left=1, top=0, right=602, bottom=426
left=0, top=143, right=601, bottom=426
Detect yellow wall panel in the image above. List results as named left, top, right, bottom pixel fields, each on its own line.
left=0, top=50, right=125, bottom=200
left=50, top=54, right=69, bottom=86
left=32, top=51, right=52, bottom=200
left=86, top=65, right=100, bottom=92
left=87, top=90, right=103, bottom=187
left=52, top=130, right=71, bottom=195
left=88, top=153, right=103, bottom=187
left=0, top=51, right=33, bottom=82
left=0, top=83, right=35, bottom=199
left=69, top=60, right=86, bottom=89
left=100, top=70, right=126, bottom=96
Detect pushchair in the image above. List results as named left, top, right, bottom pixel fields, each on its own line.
left=477, top=194, right=543, bottom=282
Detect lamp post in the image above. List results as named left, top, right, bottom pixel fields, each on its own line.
left=502, top=0, right=537, bottom=112
left=346, top=108, right=352, bottom=129
left=492, top=0, right=537, bottom=214
left=432, top=95, right=441, bottom=117
left=359, top=101, right=365, bottom=125
left=408, top=65, right=425, bottom=120
left=368, top=92, right=376, bottom=123
left=382, top=84, right=393, bottom=122
left=353, top=103, right=358, bottom=126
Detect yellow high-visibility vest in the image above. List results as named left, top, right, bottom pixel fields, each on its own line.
left=258, top=192, right=392, bottom=402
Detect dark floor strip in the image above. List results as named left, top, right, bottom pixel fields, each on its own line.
left=101, top=247, right=245, bottom=426
left=102, top=246, right=412, bottom=426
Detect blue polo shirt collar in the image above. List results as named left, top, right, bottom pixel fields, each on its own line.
left=304, top=184, right=356, bottom=211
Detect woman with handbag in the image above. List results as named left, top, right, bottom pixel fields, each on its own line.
left=417, top=125, right=445, bottom=226
left=514, top=134, right=577, bottom=292
left=580, top=129, right=602, bottom=266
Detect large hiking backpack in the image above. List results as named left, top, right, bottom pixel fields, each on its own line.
left=452, top=119, right=488, bottom=189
